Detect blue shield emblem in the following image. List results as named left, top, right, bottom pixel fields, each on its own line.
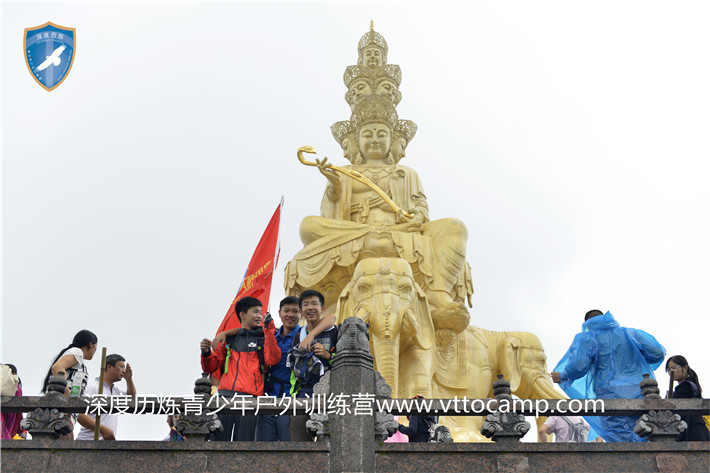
left=24, top=22, right=76, bottom=91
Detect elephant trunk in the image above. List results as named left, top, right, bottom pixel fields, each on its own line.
left=531, top=374, right=566, bottom=399
left=373, top=336, right=400, bottom=398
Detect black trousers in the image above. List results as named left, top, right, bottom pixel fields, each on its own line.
left=214, top=390, right=257, bottom=441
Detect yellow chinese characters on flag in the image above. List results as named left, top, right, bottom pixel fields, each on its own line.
left=215, top=198, right=283, bottom=336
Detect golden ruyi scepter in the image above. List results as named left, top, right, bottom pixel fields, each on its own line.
left=297, top=146, right=414, bottom=219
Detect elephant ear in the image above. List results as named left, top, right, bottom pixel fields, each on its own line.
left=406, top=283, right=435, bottom=350
left=335, top=280, right=361, bottom=325
left=497, top=336, right=522, bottom=393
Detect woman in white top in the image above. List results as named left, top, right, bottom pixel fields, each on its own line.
left=41, top=330, right=98, bottom=439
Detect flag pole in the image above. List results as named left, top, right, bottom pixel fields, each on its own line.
left=93, top=347, right=107, bottom=440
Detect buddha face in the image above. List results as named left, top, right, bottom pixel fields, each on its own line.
left=342, top=135, right=359, bottom=163
left=361, top=47, right=384, bottom=68
left=348, top=79, right=372, bottom=106
left=390, top=135, right=407, bottom=162
left=358, top=122, right=391, bottom=162
left=376, top=79, right=398, bottom=103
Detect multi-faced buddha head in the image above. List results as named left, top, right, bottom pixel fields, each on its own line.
left=344, top=64, right=402, bottom=110
left=357, top=122, right=392, bottom=163
left=357, top=25, right=388, bottom=69
left=360, top=46, right=385, bottom=69
left=375, top=78, right=401, bottom=105
left=333, top=99, right=416, bottom=165
left=331, top=121, right=359, bottom=163
left=346, top=78, right=373, bottom=108
left=391, top=120, right=417, bottom=163
left=350, top=95, right=398, bottom=164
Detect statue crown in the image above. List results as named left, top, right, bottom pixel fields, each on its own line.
left=350, top=95, right=398, bottom=132
left=358, top=26, right=388, bottom=63
left=343, top=65, right=401, bottom=89
left=395, top=120, right=418, bottom=144
left=330, top=120, right=355, bottom=146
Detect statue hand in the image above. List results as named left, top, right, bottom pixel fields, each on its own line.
left=316, top=157, right=341, bottom=199
left=408, top=208, right=425, bottom=225
left=315, top=158, right=337, bottom=181
left=393, top=208, right=424, bottom=232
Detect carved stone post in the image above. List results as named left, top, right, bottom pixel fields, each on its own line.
left=481, top=374, right=530, bottom=443
left=20, top=373, right=73, bottom=439
left=373, top=371, right=399, bottom=442
left=324, top=316, right=392, bottom=473
left=174, top=373, right=223, bottom=441
left=634, top=374, right=686, bottom=442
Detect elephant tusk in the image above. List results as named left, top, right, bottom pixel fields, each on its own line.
left=403, top=308, right=433, bottom=350
left=404, top=308, right=419, bottom=330
left=355, top=306, right=371, bottom=325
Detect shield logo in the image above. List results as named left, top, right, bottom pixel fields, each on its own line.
left=24, top=21, right=76, bottom=91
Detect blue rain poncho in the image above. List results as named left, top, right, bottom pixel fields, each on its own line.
left=554, top=311, right=665, bottom=442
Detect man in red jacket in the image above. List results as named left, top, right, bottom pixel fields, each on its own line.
left=200, top=297, right=280, bottom=441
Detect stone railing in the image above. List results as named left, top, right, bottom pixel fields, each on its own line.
left=2, top=318, right=709, bottom=472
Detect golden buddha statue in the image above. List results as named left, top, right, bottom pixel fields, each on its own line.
left=285, top=26, right=474, bottom=399
left=285, top=92, right=473, bottom=340
left=285, top=23, right=567, bottom=441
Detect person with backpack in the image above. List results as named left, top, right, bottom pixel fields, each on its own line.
left=286, top=290, right=338, bottom=441
left=397, top=395, right=453, bottom=443
left=200, top=297, right=280, bottom=441
left=215, top=295, right=336, bottom=442
left=397, top=414, right=438, bottom=442
left=41, top=330, right=99, bottom=439
left=539, top=416, right=590, bottom=443
left=666, top=355, right=710, bottom=442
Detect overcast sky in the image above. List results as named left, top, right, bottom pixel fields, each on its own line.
left=2, top=1, right=709, bottom=441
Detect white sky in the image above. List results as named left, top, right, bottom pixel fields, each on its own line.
left=2, top=1, right=709, bottom=441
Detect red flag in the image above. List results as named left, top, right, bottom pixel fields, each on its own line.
left=215, top=198, right=283, bottom=336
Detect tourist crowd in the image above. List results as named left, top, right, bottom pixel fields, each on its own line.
left=2, top=302, right=708, bottom=443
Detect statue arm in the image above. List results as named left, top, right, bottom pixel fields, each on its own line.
left=392, top=166, right=430, bottom=223
left=324, top=180, right=341, bottom=202
left=412, top=193, right=430, bottom=223
left=316, top=158, right=342, bottom=201
left=408, top=167, right=430, bottom=222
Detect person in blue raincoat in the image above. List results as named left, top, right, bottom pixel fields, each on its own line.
left=550, top=310, right=666, bottom=442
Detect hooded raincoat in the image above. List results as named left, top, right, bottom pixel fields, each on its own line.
left=554, top=311, right=665, bottom=442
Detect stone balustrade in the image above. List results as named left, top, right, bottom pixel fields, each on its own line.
left=2, top=318, right=709, bottom=472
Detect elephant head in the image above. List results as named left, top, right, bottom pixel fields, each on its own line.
left=496, top=331, right=564, bottom=400
left=336, top=257, right=435, bottom=397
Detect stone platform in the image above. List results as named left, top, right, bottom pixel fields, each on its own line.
left=3, top=438, right=708, bottom=472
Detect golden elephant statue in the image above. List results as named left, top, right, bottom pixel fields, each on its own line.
left=335, top=257, right=566, bottom=442
left=335, top=257, right=436, bottom=399
left=433, top=326, right=567, bottom=441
